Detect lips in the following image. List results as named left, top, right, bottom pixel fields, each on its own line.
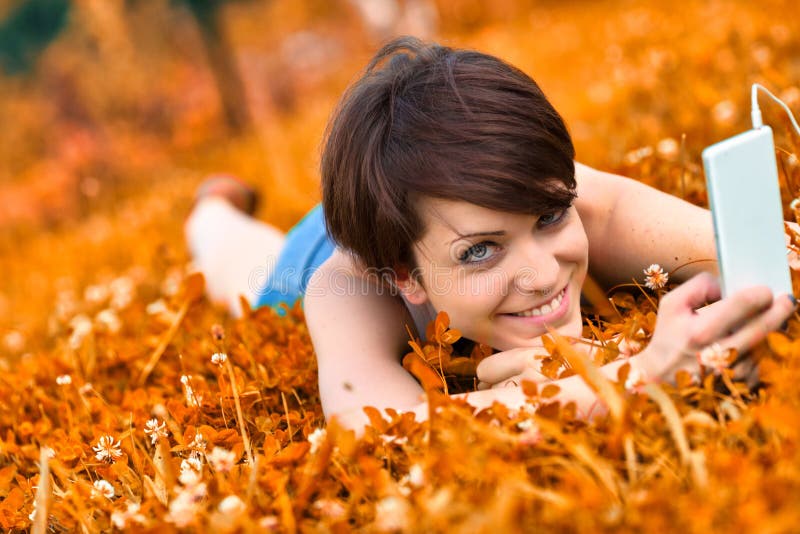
left=504, top=287, right=567, bottom=318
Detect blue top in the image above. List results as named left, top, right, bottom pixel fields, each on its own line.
left=253, top=204, right=336, bottom=313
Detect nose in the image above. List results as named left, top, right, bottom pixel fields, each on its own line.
left=512, top=242, right=560, bottom=296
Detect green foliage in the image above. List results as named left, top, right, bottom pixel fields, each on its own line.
left=0, top=0, right=70, bottom=74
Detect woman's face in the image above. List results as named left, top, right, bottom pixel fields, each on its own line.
left=400, top=197, right=588, bottom=350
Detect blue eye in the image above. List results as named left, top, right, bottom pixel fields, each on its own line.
left=538, top=208, right=569, bottom=227
left=458, top=242, right=494, bottom=264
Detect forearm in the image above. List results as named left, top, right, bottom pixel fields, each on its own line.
left=450, top=357, right=634, bottom=420
left=576, top=163, right=718, bottom=287
left=304, top=250, right=424, bottom=422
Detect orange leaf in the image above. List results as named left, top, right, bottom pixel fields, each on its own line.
left=362, top=406, right=389, bottom=432
left=767, top=332, right=793, bottom=359
left=270, top=442, right=310, bottom=467
left=183, top=271, right=206, bottom=303
left=402, top=352, right=445, bottom=392
left=541, top=384, right=561, bottom=399
left=540, top=358, right=563, bottom=379
left=521, top=380, right=538, bottom=398
left=444, top=357, right=477, bottom=376
left=440, top=328, right=462, bottom=345
left=0, top=487, right=24, bottom=529
left=434, top=311, right=450, bottom=339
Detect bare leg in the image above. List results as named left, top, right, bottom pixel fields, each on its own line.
left=185, top=197, right=285, bottom=316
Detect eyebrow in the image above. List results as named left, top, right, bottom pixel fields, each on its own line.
left=448, top=231, right=506, bottom=246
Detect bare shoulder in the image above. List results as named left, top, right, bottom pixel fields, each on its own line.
left=305, top=248, right=363, bottom=295
left=573, top=162, right=624, bottom=230
left=575, top=162, right=627, bottom=196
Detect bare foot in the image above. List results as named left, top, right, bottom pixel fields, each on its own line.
left=193, top=174, right=259, bottom=215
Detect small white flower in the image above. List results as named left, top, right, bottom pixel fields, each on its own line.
left=698, top=342, right=731, bottom=372
left=624, top=366, right=647, bottom=390
left=208, top=447, right=236, bottom=473
left=93, top=435, right=123, bottom=463
left=3, top=330, right=25, bottom=353
left=313, top=498, right=345, bottom=519
left=381, top=434, right=408, bottom=446
left=188, top=433, right=207, bottom=452
left=178, top=452, right=204, bottom=487
left=407, top=464, right=425, bottom=488
left=180, top=376, right=203, bottom=407
left=211, top=352, right=228, bottom=366
left=111, top=502, right=144, bottom=529
left=166, top=482, right=207, bottom=527
left=308, top=427, right=326, bottom=454
left=84, top=284, right=109, bottom=305
left=93, top=479, right=115, bottom=499
left=643, top=264, right=669, bottom=290
left=218, top=494, right=246, bottom=516
left=712, top=100, right=737, bottom=126
left=623, top=146, right=654, bottom=166
left=182, top=451, right=203, bottom=473
left=109, top=276, right=135, bottom=310
left=162, top=268, right=183, bottom=297
left=259, top=516, right=280, bottom=529
left=79, top=383, right=93, bottom=395
left=56, top=374, right=72, bottom=386
left=656, top=137, right=679, bottom=159
left=516, top=418, right=542, bottom=445
left=68, top=314, right=93, bottom=349
left=95, top=309, right=121, bottom=334
left=146, top=299, right=169, bottom=316
left=55, top=289, right=77, bottom=320
left=179, top=466, right=202, bottom=487
left=375, top=496, right=410, bottom=532
left=144, top=418, right=168, bottom=445
left=618, top=337, right=643, bottom=356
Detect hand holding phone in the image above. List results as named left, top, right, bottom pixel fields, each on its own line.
left=702, top=125, right=792, bottom=298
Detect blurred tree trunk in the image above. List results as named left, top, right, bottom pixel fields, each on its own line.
left=0, top=0, right=70, bottom=74
left=182, top=0, right=252, bottom=134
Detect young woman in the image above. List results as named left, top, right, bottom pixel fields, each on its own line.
left=186, top=37, right=795, bottom=431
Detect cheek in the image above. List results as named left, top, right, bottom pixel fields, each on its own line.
left=431, top=270, right=505, bottom=311
left=563, top=220, right=590, bottom=264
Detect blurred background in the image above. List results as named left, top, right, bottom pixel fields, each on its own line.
left=1, top=0, right=799, bottom=359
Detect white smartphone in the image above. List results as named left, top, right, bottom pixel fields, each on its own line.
left=702, top=125, right=792, bottom=298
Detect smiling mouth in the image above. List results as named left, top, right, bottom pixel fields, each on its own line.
left=506, top=288, right=567, bottom=317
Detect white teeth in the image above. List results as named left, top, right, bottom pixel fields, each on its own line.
left=510, top=289, right=564, bottom=317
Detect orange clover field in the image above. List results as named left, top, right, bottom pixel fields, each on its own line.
left=2, top=1, right=800, bottom=531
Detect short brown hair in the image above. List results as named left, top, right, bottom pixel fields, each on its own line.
left=321, top=37, right=576, bottom=274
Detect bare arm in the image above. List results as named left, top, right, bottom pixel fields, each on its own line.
left=575, top=163, right=718, bottom=286
left=303, top=249, right=424, bottom=426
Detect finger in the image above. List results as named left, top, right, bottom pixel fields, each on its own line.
left=730, top=356, right=759, bottom=388
left=720, top=294, right=796, bottom=355
left=692, top=286, right=774, bottom=347
left=476, top=347, right=542, bottom=385
left=492, top=379, right=521, bottom=390
left=661, top=272, right=722, bottom=313
left=519, top=367, right=550, bottom=384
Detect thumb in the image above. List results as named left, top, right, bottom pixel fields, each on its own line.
left=661, top=272, right=722, bottom=313
left=476, top=347, right=538, bottom=385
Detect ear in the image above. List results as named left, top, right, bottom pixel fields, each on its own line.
left=394, top=265, right=429, bottom=306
